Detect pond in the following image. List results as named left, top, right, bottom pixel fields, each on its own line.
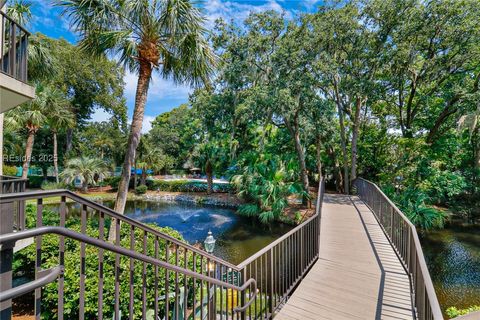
left=421, top=219, right=480, bottom=314
left=59, top=200, right=293, bottom=265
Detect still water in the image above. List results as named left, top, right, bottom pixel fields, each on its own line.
left=73, top=200, right=293, bottom=265
left=421, top=221, right=480, bottom=313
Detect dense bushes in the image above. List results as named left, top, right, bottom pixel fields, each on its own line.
left=14, top=205, right=189, bottom=319
left=3, top=165, right=17, bottom=176
left=383, top=186, right=445, bottom=230
left=232, top=155, right=308, bottom=223
left=146, top=179, right=231, bottom=193
left=105, top=176, right=121, bottom=190
left=446, top=306, right=480, bottom=318
left=135, top=184, right=148, bottom=194
left=27, top=176, right=56, bottom=188
left=41, top=181, right=67, bottom=190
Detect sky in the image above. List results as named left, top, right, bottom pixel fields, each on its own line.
left=28, top=0, right=322, bottom=132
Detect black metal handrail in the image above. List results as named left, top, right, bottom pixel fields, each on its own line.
left=234, top=178, right=325, bottom=319
left=0, top=175, right=27, bottom=230
left=0, top=175, right=27, bottom=193
left=1, top=10, right=29, bottom=82
left=0, top=178, right=325, bottom=319
left=354, top=178, right=443, bottom=320
left=0, top=226, right=258, bottom=312
left=0, top=190, right=245, bottom=319
left=0, top=189, right=240, bottom=270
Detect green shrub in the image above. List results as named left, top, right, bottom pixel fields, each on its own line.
left=232, top=155, right=308, bottom=223
left=3, top=165, right=17, bottom=176
left=135, top=184, right=148, bottom=195
left=387, top=186, right=445, bottom=229
left=294, top=211, right=303, bottom=224
left=41, top=181, right=67, bottom=190
left=14, top=205, right=190, bottom=319
left=446, top=306, right=480, bottom=318
left=28, top=176, right=55, bottom=188
left=105, top=176, right=121, bottom=190
left=147, top=179, right=231, bottom=193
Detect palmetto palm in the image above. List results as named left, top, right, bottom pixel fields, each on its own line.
left=59, top=0, right=216, bottom=220
left=7, top=0, right=55, bottom=80
left=232, top=155, right=307, bottom=223
left=5, top=85, right=53, bottom=178
left=61, top=157, right=109, bottom=192
left=47, top=95, right=75, bottom=183
left=93, top=134, right=115, bottom=160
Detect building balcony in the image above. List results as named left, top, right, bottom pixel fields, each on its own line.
left=0, top=10, right=35, bottom=113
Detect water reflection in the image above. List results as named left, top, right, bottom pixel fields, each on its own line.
left=421, top=222, right=480, bottom=313
left=53, top=200, right=292, bottom=265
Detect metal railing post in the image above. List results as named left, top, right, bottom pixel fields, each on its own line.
left=0, top=200, right=15, bottom=320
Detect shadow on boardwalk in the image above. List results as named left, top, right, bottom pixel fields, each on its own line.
left=276, top=194, right=414, bottom=320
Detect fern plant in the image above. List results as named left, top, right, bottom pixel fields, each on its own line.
left=232, top=155, right=308, bottom=223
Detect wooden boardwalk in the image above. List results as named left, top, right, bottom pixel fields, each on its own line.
left=275, top=194, right=415, bottom=320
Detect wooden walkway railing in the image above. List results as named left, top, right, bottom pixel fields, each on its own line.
left=354, top=178, right=443, bottom=320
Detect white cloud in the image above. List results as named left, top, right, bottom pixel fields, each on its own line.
left=202, top=0, right=293, bottom=29
left=90, top=108, right=154, bottom=134
left=124, top=71, right=192, bottom=103
left=89, top=109, right=112, bottom=123
left=141, top=115, right=155, bottom=134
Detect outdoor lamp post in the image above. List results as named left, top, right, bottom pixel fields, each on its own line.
left=204, top=231, right=216, bottom=254
left=204, top=231, right=216, bottom=318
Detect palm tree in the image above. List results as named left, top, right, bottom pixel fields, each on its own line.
left=232, top=155, right=308, bottom=223
left=61, top=157, right=109, bottom=193
left=47, top=97, right=75, bottom=183
left=1, top=1, right=55, bottom=175
left=5, top=0, right=32, bottom=25
left=5, top=85, right=53, bottom=178
left=193, top=141, right=223, bottom=195
left=7, top=1, right=55, bottom=79
left=93, top=134, right=115, bottom=160
left=59, top=0, right=216, bottom=227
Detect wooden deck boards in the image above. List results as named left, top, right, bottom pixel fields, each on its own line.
left=275, top=194, right=414, bottom=320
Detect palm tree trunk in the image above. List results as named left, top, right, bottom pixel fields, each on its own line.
left=21, top=130, right=36, bottom=179
left=206, top=160, right=213, bottom=195
left=141, top=170, right=147, bottom=186
left=66, top=128, right=73, bottom=154
left=110, top=62, right=152, bottom=242
left=53, top=131, right=59, bottom=183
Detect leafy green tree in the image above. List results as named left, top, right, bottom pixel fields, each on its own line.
left=148, top=104, right=201, bottom=168
left=76, top=121, right=127, bottom=165
left=59, top=0, right=216, bottom=227
left=37, top=35, right=127, bottom=151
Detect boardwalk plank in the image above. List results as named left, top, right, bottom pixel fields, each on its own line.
left=275, top=194, right=414, bottom=320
